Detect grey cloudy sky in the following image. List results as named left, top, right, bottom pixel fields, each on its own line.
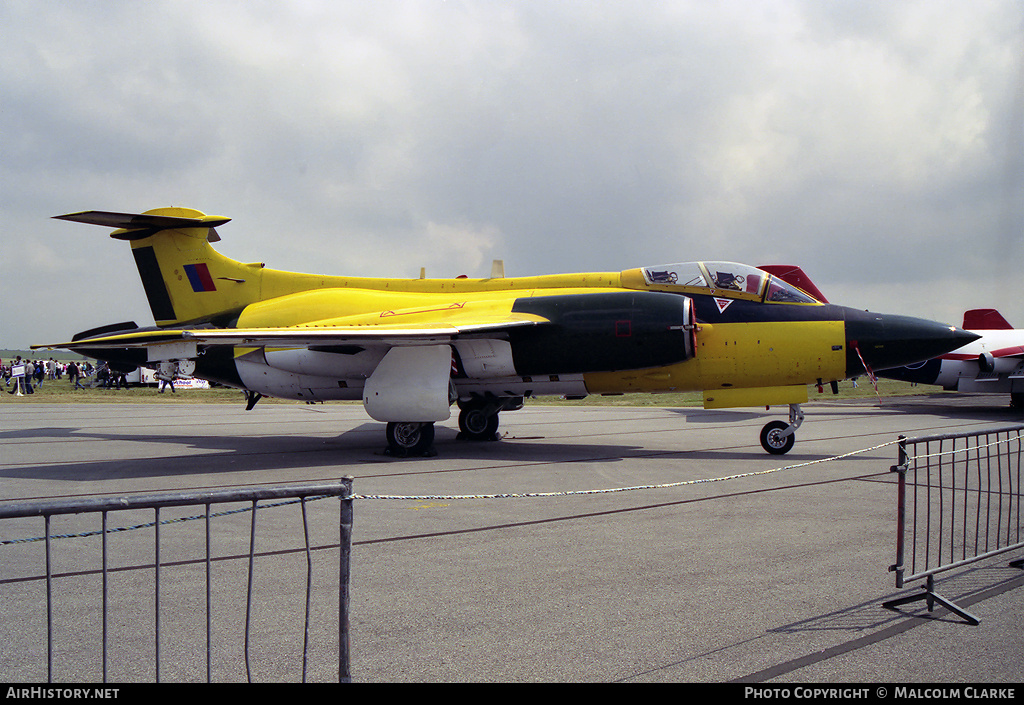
left=3, top=0, right=1023, bottom=350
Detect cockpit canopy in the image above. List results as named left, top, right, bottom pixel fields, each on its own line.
left=642, top=261, right=819, bottom=304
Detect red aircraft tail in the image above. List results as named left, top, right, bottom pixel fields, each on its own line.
left=757, top=265, right=829, bottom=303
left=962, top=308, right=1013, bottom=330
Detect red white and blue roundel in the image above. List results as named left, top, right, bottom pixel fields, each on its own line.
left=184, top=263, right=217, bottom=292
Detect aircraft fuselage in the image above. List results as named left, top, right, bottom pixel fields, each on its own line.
left=86, top=264, right=970, bottom=412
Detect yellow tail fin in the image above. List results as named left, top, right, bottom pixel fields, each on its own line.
left=56, top=207, right=266, bottom=327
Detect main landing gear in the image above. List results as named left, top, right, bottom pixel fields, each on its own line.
left=383, top=396, right=524, bottom=456
left=456, top=395, right=523, bottom=442
left=385, top=421, right=436, bottom=457
left=759, top=404, right=804, bottom=455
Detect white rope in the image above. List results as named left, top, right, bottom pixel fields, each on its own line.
left=0, top=496, right=317, bottom=546
left=1, top=440, right=902, bottom=544
left=354, top=439, right=901, bottom=501
left=908, top=432, right=1023, bottom=464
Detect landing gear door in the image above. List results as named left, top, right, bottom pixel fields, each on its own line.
left=363, top=345, right=453, bottom=423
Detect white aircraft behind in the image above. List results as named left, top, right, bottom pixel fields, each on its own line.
left=879, top=309, right=1024, bottom=408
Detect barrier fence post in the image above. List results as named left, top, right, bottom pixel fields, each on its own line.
left=0, top=479, right=355, bottom=682
left=340, top=477, right=353, bottom=683
left=882, top=426, right=1024, bottom=625
left=889, top=435, right=907, bottom=589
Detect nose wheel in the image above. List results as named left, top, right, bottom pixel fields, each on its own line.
left=759, top=404, right=803, bottom=455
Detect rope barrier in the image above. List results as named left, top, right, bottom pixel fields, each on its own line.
left=0, top=439, right=899, bottom=545
left=353, top=439, right=900, bottom=501
left=907, top=431, right=1023, bottom=464
left=0, top=496, right=327, bottom=546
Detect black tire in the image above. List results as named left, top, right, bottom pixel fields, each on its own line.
left=1011, top=393, right=1024, bottom=411
left=760, top=420, right=795, bottom=455
left=458, top=406, right=500, bottom=441
left=386, top=422, right=435, bottom=456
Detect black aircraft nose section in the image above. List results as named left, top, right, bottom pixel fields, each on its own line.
left=844, top=310, right=979, bottom=377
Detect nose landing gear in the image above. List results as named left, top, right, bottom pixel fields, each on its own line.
left=759, top=404, right=804, bottom=455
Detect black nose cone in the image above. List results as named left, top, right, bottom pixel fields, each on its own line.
left=844, top=310, right=979, bottom=377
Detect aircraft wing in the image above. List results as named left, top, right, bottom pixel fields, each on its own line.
left=943, top=344, right=1024, bottom=360
left=32, top=316, right=546, bottom=351
left=989, top=345, right=1024, bottom=358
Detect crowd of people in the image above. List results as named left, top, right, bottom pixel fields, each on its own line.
left=1, top=356, right=130, bottom=394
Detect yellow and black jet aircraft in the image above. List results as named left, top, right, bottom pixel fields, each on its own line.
left=34, top=207, right=978, bottom=456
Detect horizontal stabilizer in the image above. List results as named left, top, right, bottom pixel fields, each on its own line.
left=71, top=321, right=139, bottom=342
left=54, top=210, right=230, bottom=241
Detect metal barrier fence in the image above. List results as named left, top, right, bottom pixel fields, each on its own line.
left=885, top=426, right=1024, bottom=624
left=0, top=479, right=354, bottom=683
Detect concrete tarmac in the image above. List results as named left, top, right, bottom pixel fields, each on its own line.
left=1, top=394, right=1023, bottom=683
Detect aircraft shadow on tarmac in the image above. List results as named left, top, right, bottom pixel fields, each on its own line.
left=875, top=393, right=1024, bottom=422
left=0, top=422, right=643, bottom=482
left=0, top=417, right=834, bottom=483
left=668, top=392, right=1024, bottom=426
left=652, top=394, right=1024, bottom=431
left=664, top=408, right=765, bottom=423
left=818, top=392, right=1024, bottom=420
